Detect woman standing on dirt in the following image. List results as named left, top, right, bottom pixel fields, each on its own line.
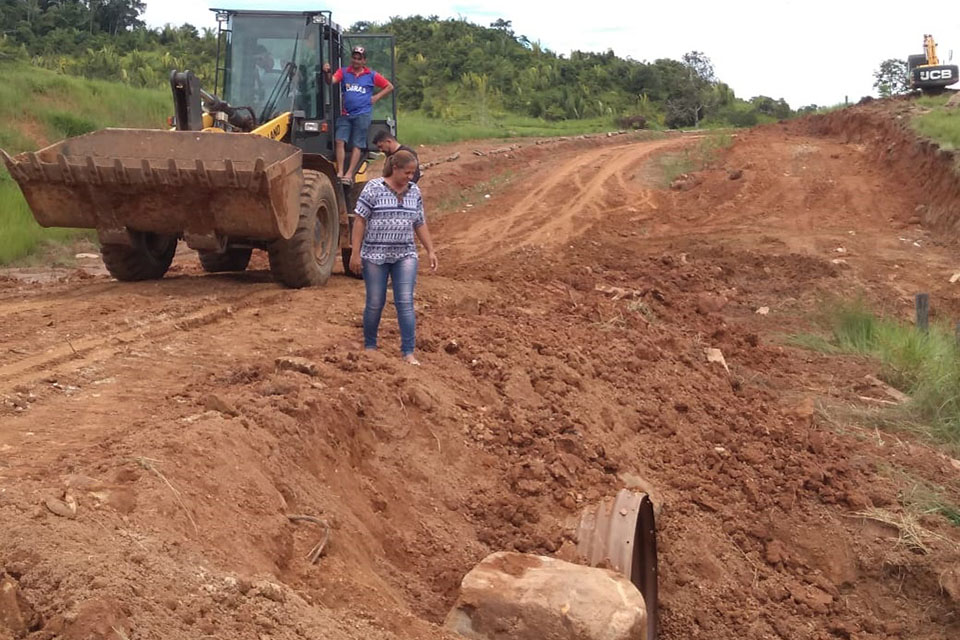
left=350, top=150, right=438, bottom=365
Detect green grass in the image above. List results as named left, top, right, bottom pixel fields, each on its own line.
left=399, top=111, right=614, bottom=146
left=910, top=91, right=960, bottom=151
left=0, top=174, right=88, bottom=264
left=658, top=150, right=695, bottom=185
left=785, top=332, right=838, bottom=354
left=912, top=107, right=960, bottom=150
left=40, top=112, right=98, bottom=139
left=790, top=298, right=960, bottom=445
left=657, top=132, right=734, bottom=185
left=914, top=93, right=952, bottom=109
left=0, top=63, right=173, bottom=264
left=878, top=464, right=960, bottom=528
left=0, top=64, right=168, bottom=151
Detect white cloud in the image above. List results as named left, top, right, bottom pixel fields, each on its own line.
left=142, top=0, right=960, bottom=108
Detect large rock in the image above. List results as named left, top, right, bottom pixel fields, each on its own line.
left=444, top=552, right=646, bottom=640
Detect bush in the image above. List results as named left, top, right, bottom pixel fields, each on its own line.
left=721, top=107, right=758, bottom=128
left=616, top=115, right=647, bottom=129
left=42, top=111, right=98, bottom=138
left=543, top=105, right=566, bottom=121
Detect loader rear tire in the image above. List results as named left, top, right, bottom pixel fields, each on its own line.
left=198, top=248, right=253, bottom=273
left=268, top=170, right=338, bottom=288
left=101, top=231, right=177, bottom=282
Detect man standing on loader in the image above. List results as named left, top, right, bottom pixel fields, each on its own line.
left=323, top=46, right=393, bottom=184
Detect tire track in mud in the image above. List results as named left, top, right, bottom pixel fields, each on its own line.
left=447, top=138, right=685, bottom=260
left=0, top=278, right=219, bottom=330
left=0, top=284, right=290, bottom=391
left=0, top=281, right=126, bottom=319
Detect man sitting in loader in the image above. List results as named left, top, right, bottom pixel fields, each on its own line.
left=322, top=46, right=393, bottom=184
left=253, top=44, right=281, bottom=103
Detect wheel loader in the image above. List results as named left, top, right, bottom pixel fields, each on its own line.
left=0, top=9, right=397, bottom=287
left=908, top=34, right=959, bottom=94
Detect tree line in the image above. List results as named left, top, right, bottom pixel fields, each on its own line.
left=356, top=16, right=799, bottom=127
left=0, top=2, right=800, bottom=128
left=0, top=1, right=216, bottom=90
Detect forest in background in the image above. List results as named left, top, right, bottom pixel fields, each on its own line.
left=0, top=1, right=808, bottom=129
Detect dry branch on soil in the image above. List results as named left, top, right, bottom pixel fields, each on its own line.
left=852, top=508, right=957, bottom=554
left=135, top=456, right=199, bottom=535
left=287, top=514, right=331, bottom=564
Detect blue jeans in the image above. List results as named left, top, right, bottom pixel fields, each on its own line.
left=362, top=256, right=418, bottom=356
left=335, top=113, right=372, bottom=149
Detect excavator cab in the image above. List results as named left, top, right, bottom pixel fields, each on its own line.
left=908, top=34, right=958, bottom=93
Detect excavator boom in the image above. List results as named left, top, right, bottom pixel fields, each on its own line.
left=924, top=34, right=940, bottom=66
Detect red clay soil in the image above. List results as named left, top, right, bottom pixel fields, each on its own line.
left=804, top=98, right=960, bottom=239
left=2, top=109, right=960, bottom=640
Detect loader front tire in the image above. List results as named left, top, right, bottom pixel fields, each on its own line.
left=198, top=248, right=253, bottom=273
left=268, top=170, right=339, bottom=288
left=101, top=231, right=177, bottom=282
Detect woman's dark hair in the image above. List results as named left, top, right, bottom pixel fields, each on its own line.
left=383, top=149, right=417, bottom=178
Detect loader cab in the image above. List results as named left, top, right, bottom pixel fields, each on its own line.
left=212, top=9, right=397, bottom=158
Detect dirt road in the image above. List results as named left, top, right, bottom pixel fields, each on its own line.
left=2, top=118, right=960, bottom=640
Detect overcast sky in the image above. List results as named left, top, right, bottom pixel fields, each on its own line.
left=143, top=1, right=960, bottom=108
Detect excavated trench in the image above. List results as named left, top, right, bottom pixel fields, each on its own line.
left=804, top=98, right=960, bottom=240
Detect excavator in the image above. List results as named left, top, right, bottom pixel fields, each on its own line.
left=908, top=34, right=959, bottom=94
left=1, top=9, right=396, bottom=287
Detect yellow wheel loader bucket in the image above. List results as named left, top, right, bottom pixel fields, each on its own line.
left=1, top=128, right=303, bottom=245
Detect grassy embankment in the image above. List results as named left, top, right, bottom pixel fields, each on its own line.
left=0, top=64, right=169, bottom=264
left=400, top=111, right=613, bottom=144
left=911, top=92, right=960, bottom=150
left=789, top=298, right=960, bottom=448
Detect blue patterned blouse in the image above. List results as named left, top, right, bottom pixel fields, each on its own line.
left=354, top=178, right=425, bottom=265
